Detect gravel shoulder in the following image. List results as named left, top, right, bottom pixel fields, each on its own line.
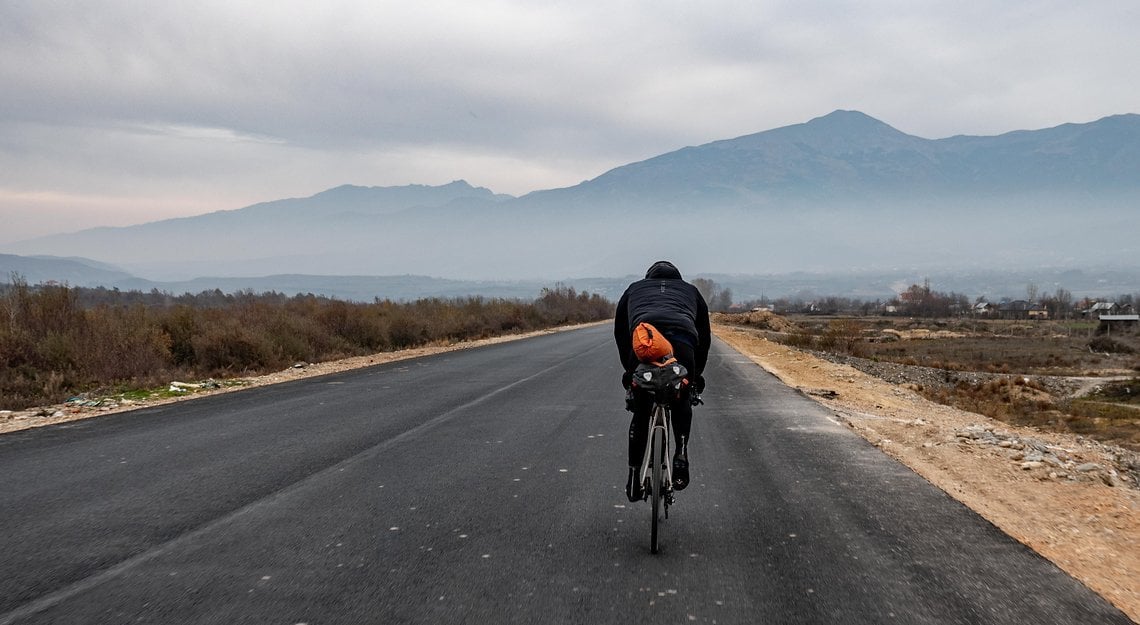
left=715, top=323, right=1138, bottom=621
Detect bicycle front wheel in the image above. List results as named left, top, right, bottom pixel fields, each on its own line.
left=650, top=425, right=664, bottom=554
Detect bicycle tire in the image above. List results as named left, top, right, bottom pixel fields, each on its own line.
left=650, top=425, right=663, bottom=554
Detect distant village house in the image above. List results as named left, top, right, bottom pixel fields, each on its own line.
left=1083, top=301, right=1138, bottom=333
left=1084, top=301, right=1134, bottom=318
left=995, top=300, right=1048, bottom=320
left=1086, top=302, right=1119, bottom=316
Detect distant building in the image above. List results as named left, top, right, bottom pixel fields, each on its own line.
left=973, top=302, right=996, bottom=316
left=1085, top=301, right=1121, bottom=314
left=1098, top=314, right=1139, bottom=334
left=998, top=300, right=1029, bottom=320
left=996, top=300, right=1048, bottom=320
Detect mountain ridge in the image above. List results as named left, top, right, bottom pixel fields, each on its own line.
left=3, top=111, right=1137, bottom=280
left=566, top=110, right=1140, bottom=204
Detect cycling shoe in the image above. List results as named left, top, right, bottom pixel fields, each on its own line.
left=625, top=466, right=644, bottom=502
left=672, top=454, right=689, bottom=491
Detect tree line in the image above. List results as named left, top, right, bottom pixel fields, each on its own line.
left=0, top=279, right=613, bottom=409
left=734, top=281, right=1136, bottom=319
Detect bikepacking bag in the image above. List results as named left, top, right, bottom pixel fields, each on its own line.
left=630, top=361, right=690, bottom=398
left=632, top=321, right=676, bottom=366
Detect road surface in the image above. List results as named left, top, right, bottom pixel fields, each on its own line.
left=0, top=325, right=1131, bottom=624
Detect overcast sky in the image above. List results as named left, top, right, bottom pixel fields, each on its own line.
left=2, top=0, right=1138, bottom=244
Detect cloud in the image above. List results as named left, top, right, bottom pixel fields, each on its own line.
left=1, top=0, right=1138, bottom=236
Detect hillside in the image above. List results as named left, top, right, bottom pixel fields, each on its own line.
left=0, top=254, right=134, bottom=287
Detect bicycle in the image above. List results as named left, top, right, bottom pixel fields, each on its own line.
left=628, top=360, right=701, bottom=554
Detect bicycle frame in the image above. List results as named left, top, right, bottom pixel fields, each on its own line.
left=627, top=361, right=692, bottom=553
left=638, top=401, right=673, bottom=503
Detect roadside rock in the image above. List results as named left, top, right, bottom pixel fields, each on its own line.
left=813, top=351, right=1092, bottom=398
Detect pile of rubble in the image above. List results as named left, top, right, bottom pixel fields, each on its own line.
left=816, top=351, right=1089, bottom=396
left=955, top=423, right=1138, bottom=489
left=712, top=311, right=798, bottom=333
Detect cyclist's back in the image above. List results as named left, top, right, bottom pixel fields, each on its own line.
left=614, top=261, right=711, bottom=501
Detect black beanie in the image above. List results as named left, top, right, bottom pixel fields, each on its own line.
left=645, top=261, right=682, bottom=279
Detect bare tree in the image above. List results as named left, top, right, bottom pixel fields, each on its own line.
left=711, top=288, right=733, bottom=312
left=691, top=278, right=716, bottom=303
left=1053, top=287, right=1072, bottom=319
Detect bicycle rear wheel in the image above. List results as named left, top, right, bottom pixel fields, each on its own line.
left=650, top=425, right=664, bottom=554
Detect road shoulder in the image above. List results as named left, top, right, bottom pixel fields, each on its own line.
left=714, top=323, right=1139, bottom=621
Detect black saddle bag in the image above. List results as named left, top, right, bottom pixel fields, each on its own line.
left=629, top=361, right=689, bottom=401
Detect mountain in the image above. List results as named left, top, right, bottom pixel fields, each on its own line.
left=535, top=110, right=937, bottom=205
left=4, top=111, right=1138, bottom=280
left=3, top=180, right=514, bottom=280
left=193, top=180, right=511, bottom=223
left=0, top=253, right=612, bottom=301
left=0, top=254, right=135, bottom=287
left=524, top=110, right=1140, bottom=208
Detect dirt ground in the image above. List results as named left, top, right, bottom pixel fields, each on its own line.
left=2, top=320, right=1136, bottom=620
left=715, top=324, right=1138, bottom=621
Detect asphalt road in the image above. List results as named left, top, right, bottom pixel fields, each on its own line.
left=0, top=325, right=1131, bottom=624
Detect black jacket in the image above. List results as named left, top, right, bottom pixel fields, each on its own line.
left=614, top=262, right=711, bottom=375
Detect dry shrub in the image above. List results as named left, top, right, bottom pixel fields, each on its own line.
left=84, top=306, right=171, bottom=383
left=1, top=282, right=174, bottom=404
left=161, top=305, right=198, bottom=366
left=0, top=280, right=614, bottom=409
left=784, top=326, right=817, bottom=349
left=191, top=317, right=280, bottom=374
left=1089, top=336, right=1135, bottom=354
left=820, top=319, right=864, bottom=356
left=1066, top=401, right=1140, bottom=449
left=919, top=376, right=1139, bottom=450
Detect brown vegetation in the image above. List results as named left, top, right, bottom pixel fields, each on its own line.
left=0, top=279, right=613, bottom=409
left=717, top=312, right=1140, bottom=450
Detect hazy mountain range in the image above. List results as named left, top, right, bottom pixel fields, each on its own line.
left=3, top=110, right=1137, bottom=298
left=4, top=253, right=1137, bottom=303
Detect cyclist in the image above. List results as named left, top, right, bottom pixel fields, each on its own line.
left=614, top=260, right=711, bottom=502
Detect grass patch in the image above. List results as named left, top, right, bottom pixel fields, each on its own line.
left=1084, top=378, right=1140, bottom=406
